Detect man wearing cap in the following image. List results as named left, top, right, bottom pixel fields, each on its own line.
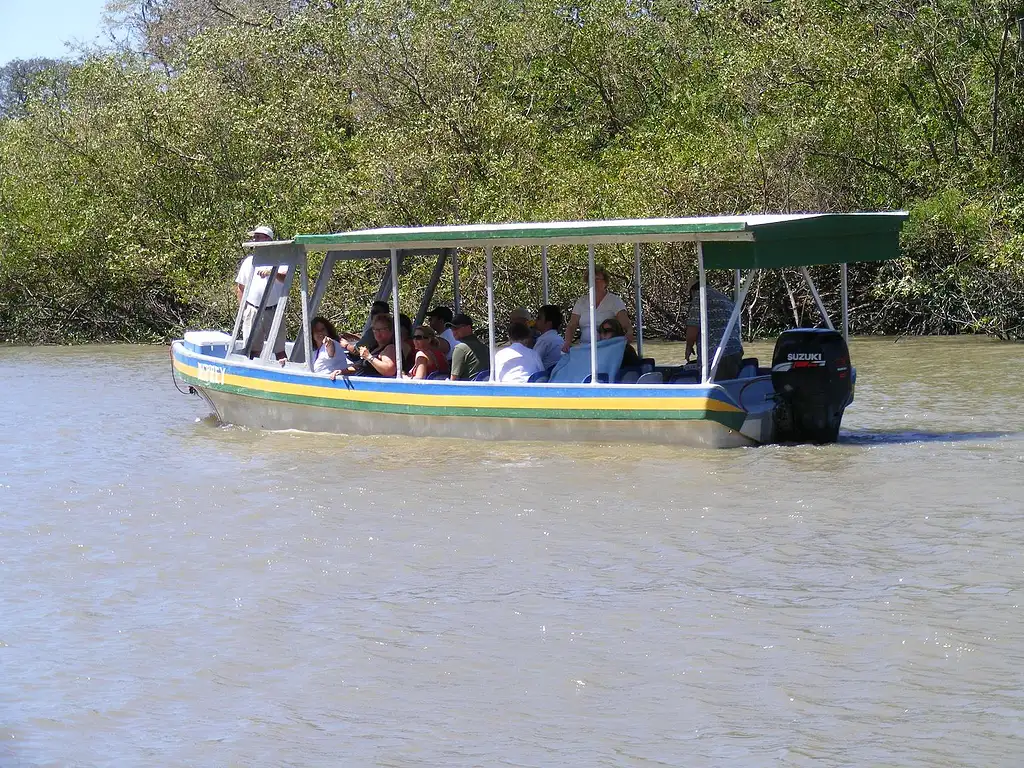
left=235, top=225, right=288, bottom=359
left=683, top=277, right=743, bottom=380
left=426, top=306, right=458, bottom=360
left=448, top=313, right=488, bottom=381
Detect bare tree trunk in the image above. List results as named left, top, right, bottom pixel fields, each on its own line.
left=781, top=271, right=800, bottom=327
left=991, top=18, right=1011, bottom=154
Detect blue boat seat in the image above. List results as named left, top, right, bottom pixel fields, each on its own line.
left=527, top=370, right=549, bottom=383
left=548, top=337, right=625, bottom=384
left=426, top=371, right=448, bottom=380
left=472, top=369, right=491, bottom=381
left=636, top=371, right=663, bottom=384
left=582, top=373, right=610, bottom=383
left=738, top=357, right=759, bottom=378
left=617, top=368, right=641, bottom=384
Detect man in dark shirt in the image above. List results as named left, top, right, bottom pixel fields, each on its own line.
left=684, top=278, right=744, bottom=380
left=449, top=313, right=489, bottom=380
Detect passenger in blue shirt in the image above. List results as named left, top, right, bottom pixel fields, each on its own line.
left=532, top=305, right=564, bottom=370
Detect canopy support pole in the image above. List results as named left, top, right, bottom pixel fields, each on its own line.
left=588, top=244, right=598, bottom=384
left=841, top=263, right=849, bottom=343
left=241, top=264, right=273, bottom=359
left=709, top=269, right=757, bottom=381
left=452, top=249, right=461, bottom=313
left=259, top=276, right=293, bottom=363
left=799, top=266, right=835, bottom=330
left=228, top=295, right=245, bottom=357
left=542, top=246, right=550, bottom=305
left=390, top=248, right=402, bottom=378
left=697, top=243, right=709, bottom=384
left=306, top=254, right=334, bottom=325
left=415, top=251, right=448, bottom=328
left=633, top=244, right=644, bottom=359
left=290, top=251, right=332, bottom=363
left=356, top=261, right=397, bottom=341
left=485, top=246, right=496, bottom=381
left=734, top=268, right=743, bottom=340
left=299, top=252, right=313, bottom=371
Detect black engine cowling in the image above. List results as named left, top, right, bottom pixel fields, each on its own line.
left=771, top=329, right=852, bottom=444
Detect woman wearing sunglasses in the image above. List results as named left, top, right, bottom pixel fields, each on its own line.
left=599, top=318, right=642, bottom=369
left=331, top=314, right=398, bottom=379
left=404, top=324, right=450, bottom=380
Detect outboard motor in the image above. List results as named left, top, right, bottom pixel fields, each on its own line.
left=771, top=329, right=852, bottom=444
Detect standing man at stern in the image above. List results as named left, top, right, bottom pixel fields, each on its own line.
left=235, top=225, right=288, bottom=360
left=684, top=277, right=744, bottom=381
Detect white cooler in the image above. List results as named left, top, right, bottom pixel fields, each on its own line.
left=183, top=330, right=232, bottom=357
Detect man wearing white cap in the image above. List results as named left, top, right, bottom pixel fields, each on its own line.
left=235, top=225, right=288, bottom=359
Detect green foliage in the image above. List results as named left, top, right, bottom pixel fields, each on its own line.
left=1, top=0, right=1023, bottom=342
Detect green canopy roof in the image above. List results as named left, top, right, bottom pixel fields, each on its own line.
left=294, top=213, right=908, bottom=269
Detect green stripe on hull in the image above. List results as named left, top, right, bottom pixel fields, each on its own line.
left=178, top=373, right=747, bottom=432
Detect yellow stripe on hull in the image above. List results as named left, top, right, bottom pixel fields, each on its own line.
left=173, top=358, right=744, bottom=415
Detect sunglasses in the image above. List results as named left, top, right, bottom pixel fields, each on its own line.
left=413, top=335, right=427, bottom=340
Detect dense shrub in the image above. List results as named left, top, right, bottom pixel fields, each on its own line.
left=1, top=0, right=1022, bottom=342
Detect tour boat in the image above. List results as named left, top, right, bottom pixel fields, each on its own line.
left=170, top=213, right=907, bottom=447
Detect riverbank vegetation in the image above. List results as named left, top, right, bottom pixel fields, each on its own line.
left=2, top=0, right=1023, bottom=343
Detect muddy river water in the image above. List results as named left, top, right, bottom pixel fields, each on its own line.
left=2, top=337, right=1023, bottom=766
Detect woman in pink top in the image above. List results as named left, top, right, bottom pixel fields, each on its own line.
left=404, top=325, right=450, bottom=379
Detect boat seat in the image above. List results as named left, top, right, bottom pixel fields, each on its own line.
left=582, top=373, right=610, bottom=383
left=640, top=357, right=656, bottom=374
left=636, top=371, right=663, bottom=385
left=548, top=337, right=625, bottom=384
left=616, top=368, right=641, bottom=384
left=738, top=357, right=759, bottom=378
left=426, top=371, right=448, bottom=380
left=527, top=371, right=549, bottom=383
left=670, top=372, right=700, bottom=384
left=472, top=369, right=491, bottom=381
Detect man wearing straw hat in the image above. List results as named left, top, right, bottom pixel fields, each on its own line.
left=235, top=225, right=288, bottom=359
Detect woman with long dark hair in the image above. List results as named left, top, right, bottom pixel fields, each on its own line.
left=311, top=316, right=348, bottom=374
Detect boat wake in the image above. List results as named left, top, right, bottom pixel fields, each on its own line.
left=840, top=430, right=1015, bottom=445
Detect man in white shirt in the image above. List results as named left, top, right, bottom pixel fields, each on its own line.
left=426, top=306, right=459, bottom=361
left=532, top=305, right=564, bottom=370
left=235, top=225, right=288, bottom=359
left=495, top=322, right=545, bottom=383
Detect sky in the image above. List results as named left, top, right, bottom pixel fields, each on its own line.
left=0, top=0, right=109, bottom=64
